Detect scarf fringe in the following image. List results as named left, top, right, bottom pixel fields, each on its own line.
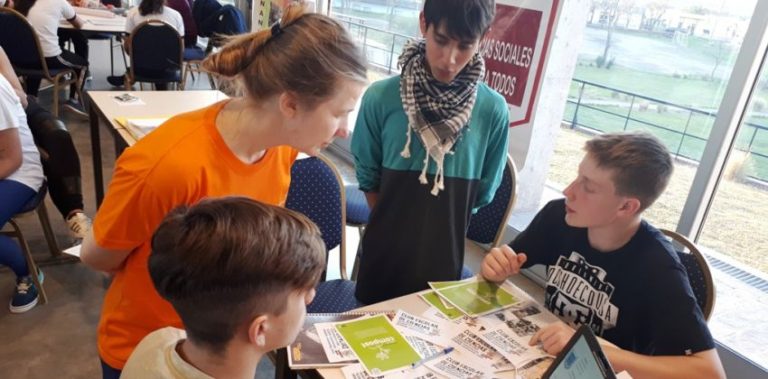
left=419, top=153, right=429, bottom=184
left=400, top=125, right=413, bottom=158
left=398, top=38, right=483, bottom=197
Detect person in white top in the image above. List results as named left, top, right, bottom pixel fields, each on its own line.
left=56, top=0, right=115, bottom=79
left=121, top=198, right=325, bottom=379
left=107, top=0, right=184, bottom=89
left=125, top=0, right=184, bottom=35
left=0, top=74, right=45, bottom=314
left=13, top=0, right=89, bottom=114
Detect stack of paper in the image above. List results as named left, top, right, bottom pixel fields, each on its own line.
left=115, top=117, right=168, bottom=140
left=75, top=7, right=115, bottom=18
left=293, top=278, right=566, bottom=379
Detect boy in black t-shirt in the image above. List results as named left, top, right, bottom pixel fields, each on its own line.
left=481, top=132, right=725, bottom=378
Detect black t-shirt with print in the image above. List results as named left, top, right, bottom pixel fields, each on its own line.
left=512, top=199, right=714, bottom=356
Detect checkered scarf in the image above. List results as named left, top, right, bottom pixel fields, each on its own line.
left=398, top=39, right=485, bottom=195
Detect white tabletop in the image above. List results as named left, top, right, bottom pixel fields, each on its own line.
left=315, top=272, right=550, bottom=379
left=86, top=90, right=228, bottom=145
left=60, top=13, right=127, bottom=33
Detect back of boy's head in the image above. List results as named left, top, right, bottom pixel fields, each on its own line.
left=585, top=132, right=673, bottom=212
left=422, top=0, right=496, bottom=41
left=149, top=197, right=326, bottom=354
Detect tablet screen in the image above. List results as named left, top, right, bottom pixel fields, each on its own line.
left=543, top=325, right=615, bottom=379
left=548, top=335, right=606, bottom=379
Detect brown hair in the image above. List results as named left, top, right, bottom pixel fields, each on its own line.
left=13, top=0, right=36, bottom=16
left=139, top=0, right=164, bottom=16
left=149, top=196, right=326, bottom=354
left=585, top=132, right=673, bottom=211
left=202, top=3, right=367, bottom=107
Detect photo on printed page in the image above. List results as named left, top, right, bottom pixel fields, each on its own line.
left=432, top=277, right=523, bottom=317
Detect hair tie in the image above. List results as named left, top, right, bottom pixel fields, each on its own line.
left=271, top=23, right=282, bottom=38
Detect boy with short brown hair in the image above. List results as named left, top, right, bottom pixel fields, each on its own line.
left=482, top=132, right=725, bottom=379
left=121, top=197, right=325, bottom=379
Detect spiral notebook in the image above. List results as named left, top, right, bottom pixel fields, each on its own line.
left=287, top=311, right=394, bottom=369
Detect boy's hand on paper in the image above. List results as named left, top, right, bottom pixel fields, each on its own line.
left=480, top=245, right=527, bottom=282
left=529, top=321, right=575, bottom=355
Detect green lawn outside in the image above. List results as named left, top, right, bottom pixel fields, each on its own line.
left=572, top=64, right=729, bottom=108
left=564, top=102, right=768, bottom=179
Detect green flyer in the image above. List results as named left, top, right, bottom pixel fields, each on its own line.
left=334, top=314, right=421, bottom=376
left=419, top=291, right=464, bottom=320
left=432, top=278, right=522, bottom=317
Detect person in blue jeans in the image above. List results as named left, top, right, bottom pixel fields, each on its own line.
left=0, top=74, right=44, bottom=314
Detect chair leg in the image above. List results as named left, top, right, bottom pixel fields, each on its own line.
left=108, top=37, right=115, bottom=76
left=179, top=66, right=186, bottom=90
left=52, top=76, right=61, bottom=118
left=120, top=44, right=128, bottom=71
left=8, top=220, right=48, bottom=305
left=36, top=201, right=61, bottom=258
left=350, top=226, right=365, bottom=281
left=208, top=72, right=216, bottom=90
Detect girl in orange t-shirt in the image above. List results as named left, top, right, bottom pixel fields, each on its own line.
left=79, top=4, right=367, bottom=377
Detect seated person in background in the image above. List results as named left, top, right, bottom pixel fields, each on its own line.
left=0, top=47, right=92, bottom=240
left=107, top=0, right=184, bottom=88
left=13, top=0, right=89, bottom=114
left=166, top=0, right=197, bottom=49
left=481, top=132, right=725, bottom=379
left=57, top=0, right=116, bottom=79
left=0, top=74, right=45, bottom=314
left=121, top=197, right=325, bottom=379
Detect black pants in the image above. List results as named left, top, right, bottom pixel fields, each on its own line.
left=25, top=96, right=85, bottom=218
left=100, top=359, right=121, bottom=379
left=23, top=50, right=88, bottom=99
left=57, top=29, right=89, bottom=61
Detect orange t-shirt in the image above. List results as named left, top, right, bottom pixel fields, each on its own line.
left=94, top=100, right=298, bottom=369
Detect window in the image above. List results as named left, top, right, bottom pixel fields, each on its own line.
left=549, top=0, right=767, bottom=371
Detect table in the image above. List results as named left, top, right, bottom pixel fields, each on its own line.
left=303, top=273, right=552, bottom=379
left=86, top=90, right=229, bottom=208
left=60, top=13, right=127, bottom=75
left=59, top=13, right=127, bottom=34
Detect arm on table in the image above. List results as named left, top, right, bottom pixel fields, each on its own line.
left=80, top=229, right=132, bottom=273
left=66, top=15, right=85, bottom=29
left=605, top=346, right=725, bottom=379
left=531, top=322, right=725, bottom=379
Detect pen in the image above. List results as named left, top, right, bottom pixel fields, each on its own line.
left=411, top=347, right=454, bottom=368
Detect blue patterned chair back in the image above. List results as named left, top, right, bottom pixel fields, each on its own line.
left=661, top=229, right=716, bottom=321
left=286, top=155, right=347, bottom=280
left=466, top=155, right=517, bottom=247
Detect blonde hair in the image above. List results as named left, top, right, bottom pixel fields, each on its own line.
left=202, top=3, right=367, bottom=107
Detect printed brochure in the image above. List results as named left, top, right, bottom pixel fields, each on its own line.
left=334, top=314, right=422, bottom=376
left=430, top=277, right=523, bottom=317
